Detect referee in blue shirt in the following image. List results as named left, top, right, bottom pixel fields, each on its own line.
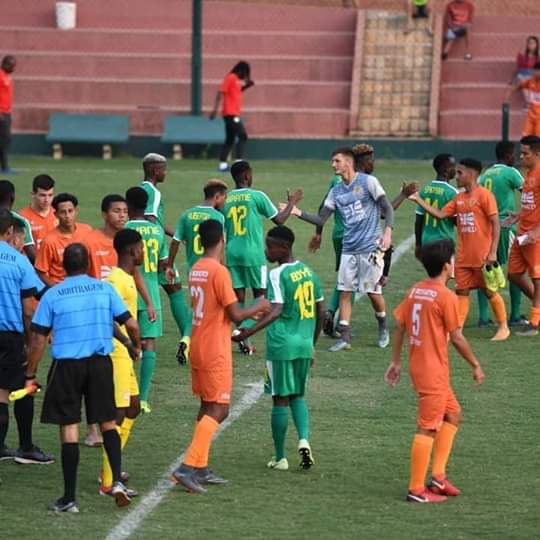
left=25, top=242, right=141, bottom=512
left=0, top=209, right=53, bottom=470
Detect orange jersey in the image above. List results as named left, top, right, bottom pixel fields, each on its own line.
left=394, top=279, right=460, bottom=394
left=520, top=79, right=540, bottom=118
left=442, top=186, right=498, bottom=268
left=0, top=69, right=13, bottom=113
left=35, top=223, right=93, bottom=284
left=83, top=228, right=118, bottom=279
left=189, top=257, right=237, bottom=371
left=220, top=72, right=242, bottom=116
left=18, top=206, right=58, bottom=250
left=518, top=163, right=540, bottom=234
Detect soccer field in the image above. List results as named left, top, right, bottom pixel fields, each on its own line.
left=2, top=156, right=538, bottom=539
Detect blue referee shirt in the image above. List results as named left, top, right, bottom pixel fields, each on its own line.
left=31, top=274, right=131, bottom=360
left=0, top=240, right=44, bottom=333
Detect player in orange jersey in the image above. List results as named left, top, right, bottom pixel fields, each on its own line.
left=507, top=62, right=540, bottom=137
left=505, top=135, right=540, bottom=335
left=19, top=174, right=57, bottom=250
left=35, top=193, right=92, bottom=286
left=171, top=219, right=271, bottom=494
left=411, top=158, right=510, bottom=341
left=385, top=238, right=484, bottom=503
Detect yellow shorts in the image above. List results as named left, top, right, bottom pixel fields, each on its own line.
left=110, top=351, right=139, bottom=408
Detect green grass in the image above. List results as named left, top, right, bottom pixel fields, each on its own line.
left=2, top=156, right=538, bottom=539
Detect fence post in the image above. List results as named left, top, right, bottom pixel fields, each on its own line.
left=501, top=102, right=510, bottom=142
left=191, top=0, right=202, bottom=116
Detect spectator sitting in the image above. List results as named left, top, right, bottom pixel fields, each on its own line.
left=509, top=36, right=539, bottom=109
left=405, top=0, right=433, bottom=36
left=506, top=62, right=540, bottom=137
left=442, top=0, right=475, bottom=61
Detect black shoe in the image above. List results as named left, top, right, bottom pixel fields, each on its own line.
left=509, top=315, right=529, bottom=327
left=15, top=445, right=55, bottom=464
left=477, top=318, right=494, bottom=329
left=238, top=339, right=255, bottom=355
left=49, top=498, right=79, bottom=513
left=0, top=446, right=16, bottom=461
left=176, top=337, right=190, bottom=366
left=322, top=310, right=335, bottom=337
left=195, top=467, right=229, bottom=485
left=171, top=464, right=207, bottom=494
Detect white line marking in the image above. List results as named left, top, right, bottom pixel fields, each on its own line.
left=106, top=382, right=264, bottom=540
left=106, top=235, right=416, bottom=539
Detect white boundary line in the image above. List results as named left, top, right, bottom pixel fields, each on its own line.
left=106, top=234, right=415, bottom=539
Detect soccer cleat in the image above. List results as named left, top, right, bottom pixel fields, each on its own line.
left=195, top=467, right=229, bottom=485
left=328, top=339, right=351, bottom=352
left=111, top=481, right=132, bottom=507
left=482, top=265, right=498, bottom=293
left=508, top=315, right=529, bottom=327
left=516, top=325, right=539, bottom=337
left=406, top=489, right=447, bottom=503
left=322, top=310, right=336, bottom=337
left=140, top=400, right=152, bottom=414
left=176, top=336, right=190, bottom=366
left=428, top=476, right=461, bottom=497
left=98, top=471, right=130, bottom=485
left=477, top=318, right=495, bottom=329
left=298, top=439, right=314, bottom=470
left=377, top=328, right=390, bottom=349
left=14, top=445, right=54, bottom=465
left=238, top=339, right=256, bottom=355
left=492, top=262, right=506, bottom=289
left=48, top=498, right=79, bottom=513
left=267, top=457, right=289, bottom=471
left=100, top=484, right=138, bottom=498
left=171, top=464, right=208, bottom=494
left=218, top=162, right=229, bottom=172
left=0, top=446, right=16, bottom=461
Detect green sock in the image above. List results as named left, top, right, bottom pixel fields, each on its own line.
left=477, top=289, right=490, bottom=322
left=509, top=282, right=522, bottom=321
left=328, top=288, right=340, bottom=314
left=139, top=350, right=156, bottom=402
left=271, top=406, right=289, bottom=460
left=290, top=396, right=309, bottom=440
left=169, top=290, right=192, bottom=337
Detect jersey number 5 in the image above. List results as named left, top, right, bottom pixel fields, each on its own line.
left=294, top=281, right=315, bottom=320
left=412, top=303, right=422, bottom=337
left=227, top=205, right=248, bottom=236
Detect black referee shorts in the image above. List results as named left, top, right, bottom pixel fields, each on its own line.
left=0, top=331, right=26, bottom=391
left=41, top=354, right=116, bottom=426
left=0, top=113, right=12, bottom=148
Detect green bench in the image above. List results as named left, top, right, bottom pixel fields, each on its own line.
left=46, top=113, right=130, bottom=159
left=161, top=115, right=224, bottom=159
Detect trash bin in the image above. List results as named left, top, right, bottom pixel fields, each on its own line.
left=55, top=2, right=77, bottom=30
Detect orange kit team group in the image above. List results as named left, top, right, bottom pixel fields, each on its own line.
left=1, top=137, right=540, bottom=510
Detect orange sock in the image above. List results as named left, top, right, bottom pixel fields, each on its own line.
left=432, top=422, right=458, bottom=478
left=184, top=415, right=219, bottom=468
left=457, top=295, right=470, bottom=327
left=529, top=306, right=540, bottom=327
left=489, top=293, right=508, bottom=325
left=409, top=434, right=434, bottom=493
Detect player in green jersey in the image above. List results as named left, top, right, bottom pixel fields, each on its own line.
left=234, top=226, right=324, bottom=471
left=125, top=187, right=168, bottom=414
left=415, top=154, right=458, bottom=257
left=224, top=161, right=303, bottom=354
left=477, top=141, right=526, bottom=326
left=140, top=153, right=192, bottom=364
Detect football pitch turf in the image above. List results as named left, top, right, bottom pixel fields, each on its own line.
left=1, top=156, right=538, bottom=539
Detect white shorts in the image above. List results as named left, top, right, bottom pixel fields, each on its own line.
left=337, top=252, right=384, bottom=294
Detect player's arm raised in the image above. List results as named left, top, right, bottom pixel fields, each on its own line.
left=392, top=181, right=418, bottom=211
left=409, top=191, right=446, bottom=221
left=449, top=328, right=484, bottom=386
left=385, top=322, right=405, bottom=387
left=272, top=189, right=304, bottom=225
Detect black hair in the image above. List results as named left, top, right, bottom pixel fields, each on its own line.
left=331, top=147, right=355, bottom=160
left=432, top=153, right=454, bottom=175
left=521, top=135, right=540, bottom=152
left=535, top=61, right=540, bottom=70
left=0, top=179, right=15, bottom=206
left=125, top=187, right=149, bottom=211
left=63, top=243, right=89, bottom=274
left=459, top=158, right=483, bottom=175
left=525, top=36, right=539, bottom=58
left=52, top=193, right=78, bottom=211
left=230, top=161, right=251, bottom=184
left=0, top=207, right=13, bottom=234
left=32, top=174, right=55, bottom=192
left=231, top=61, right=251, bottom=79
left=101, top=194, right=126, bottom=213
left=203, top=180, right=228, bottom=199
left=495, top=141, right=515, bottom=161
left=420, top=239, right=455, bottom=278
left=1, top=56, right=15, bottom=70
left=114, top=228, right=142, bottom=256
left=199, top=219, right=223, bottom=249
left=267, top=225, right=295, bottom=247
left=11, top=217, right=25, bottom=234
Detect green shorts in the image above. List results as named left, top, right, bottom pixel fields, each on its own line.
left=228, top=265, right=267, bottom=290
left=138, top=309, right=163, bottom=339
left=264, top=358, right=310, bottom=397
left=498, top=226, right=516, bottom=266
left=333, top=236, right=343, bottom=272
left=158, top=264, right=181, bottom=286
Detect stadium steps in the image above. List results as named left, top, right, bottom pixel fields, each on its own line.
left=350, top=10, right=434, bottom=137
left=1, top=0, right=356, bottom=138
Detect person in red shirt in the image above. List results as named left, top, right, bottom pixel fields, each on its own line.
left=19, top=174, right=57, bottom=250
left=385, top=238, right=484, bottom=503
left=210, top=61, right=254, bottom=173
left=442, top=0, right=474, bottom=61
left=0, top=56, right=16, bottom=173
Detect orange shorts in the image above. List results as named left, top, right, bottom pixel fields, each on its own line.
left=191, top=368, right=232, bottom=404
left=508, top=240, right=540, bottom=279
left=523, top=113, right=540, bottom=137
left=417, top=387, right=461, bottom=431
left=455, top=266, right=485, bottom=291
